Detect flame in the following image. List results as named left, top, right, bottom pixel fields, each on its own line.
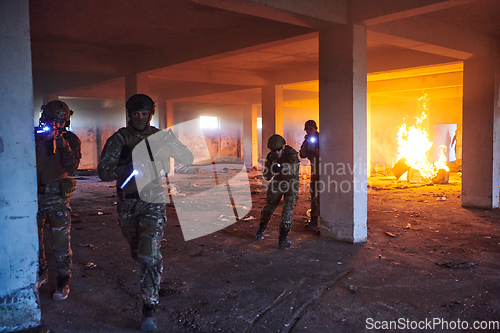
left=393, top=92, right=449, bottom=181
left=434, top=145, right=449, bottom=172
left=395, top=111, right=434, bottom=179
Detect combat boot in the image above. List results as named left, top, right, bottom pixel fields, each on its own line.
left=278, top=228, right=291, bottom=249
left=304, top=216, right=319, bottom=230
left=141, top=304, right=157, bottom=331
left=53, top=276, right=70, bottom=301
left=255, top=222, right=267, bottom=240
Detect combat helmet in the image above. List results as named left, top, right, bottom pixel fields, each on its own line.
left=267, top=134, right=286, bottom=150
left=304, top=119, right=317, bottom=130
left=126, top=94, right=155, bottom=114
left=40, top=100, right=73, bottom=127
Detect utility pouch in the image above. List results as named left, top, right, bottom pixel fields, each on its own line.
left=60, top=178, right=77, bottom=198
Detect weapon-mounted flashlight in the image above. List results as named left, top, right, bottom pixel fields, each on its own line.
left=121, top=170, right=139, bottom=189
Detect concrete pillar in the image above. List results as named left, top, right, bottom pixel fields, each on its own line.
left=261, top=85, right=283, bottom=157
left=0, top=0, right=42, bottom=331
left=156, top=98, right=167, bottom=129
left=42, top=93, right=59, bottom=105
left=252, top=104, right=259, bottom=168
left=462, top=52, right=500, bottom=208
left=166, top=100, right=174, bottom=128
left=242, top=104, right=255, bottom=169
left=125, top=72, right=149, bottom=99
left=367, top=94, right=372, bottom=177
left=318, top=24, right=367, bottom=243
left=166, top=100, right=175, bottom=174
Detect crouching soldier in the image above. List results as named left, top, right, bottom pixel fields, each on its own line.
left=256, top=134, right=300, bottom=249
left=36, top=100, right=81, bottom=300
left=98, top=94, right=193, bottom=331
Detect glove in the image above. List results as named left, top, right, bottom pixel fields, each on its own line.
left=56, top=136, right=69, bottom=149
left=116, top=163, right=134, bottom=178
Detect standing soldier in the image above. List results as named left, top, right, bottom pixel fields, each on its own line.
left=98, top=94, right=193, bottom=331
left=300, top=120, right=320, bottom=230
left=255, top=134, right=300, bottom=249
left=36, top=100, right=81, bottom=301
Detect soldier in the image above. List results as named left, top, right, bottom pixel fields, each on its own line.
left=299, top=120, right=320, bottom=230
left=36, top=100, right=81, bottom=301
left=255, top=134, right=300, bottom=249
left=98, top=94, right=193, bottom=331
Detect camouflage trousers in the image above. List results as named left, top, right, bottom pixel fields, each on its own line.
left=260, top=178, right=299, bottom=229
left=310, top=174, right=320, bottom=217
left=37, top=193, right=72, bottom=280
left=117, top=197, right=166, bottom=306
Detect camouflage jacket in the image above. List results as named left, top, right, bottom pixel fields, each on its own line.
left=36, top=131, right=81, bottom=185
left=263, top=145, right=300, bottom=181
left=98, top=124, right=193, bottom=192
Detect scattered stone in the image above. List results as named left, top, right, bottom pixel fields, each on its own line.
left=436, top=261, right=477, bottom=269
left=85, top=262, right=97, bottom=269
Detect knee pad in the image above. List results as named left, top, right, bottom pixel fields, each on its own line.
left=53, top=230, right=68, bottom=247
left=138, top=236, right=154, bottom=256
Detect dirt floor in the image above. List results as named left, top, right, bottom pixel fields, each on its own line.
left=21, top=169, right=500, bottom=333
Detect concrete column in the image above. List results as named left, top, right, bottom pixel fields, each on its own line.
left=156, top=98, right=166, bottom=129
left=125, top=72, right=149, bottom=99
left=367, top=94, right=372, bottom=177
left=242, top=105, right=254, bottom=169
left=252, top=104, right=259, bottom=168
left=166, top=100, right=174, bottom=128
left=261, top=85, right=283, bottom=157
left=0, top=0, right=41, bottom=331
left=166, top=100, right=175, bottom=174
left=462, top=52, right=500, bottom=208
left=318, top=24, right=367, bottom=243
left=42, top=93, right=59, bottom=105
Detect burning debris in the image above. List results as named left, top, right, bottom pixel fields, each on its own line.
left=392, top=93, right=450, bottom=184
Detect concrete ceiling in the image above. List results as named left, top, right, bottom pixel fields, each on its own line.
left=29, top=0, right=500, bottom=103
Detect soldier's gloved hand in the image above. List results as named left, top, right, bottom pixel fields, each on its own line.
left=116, top=163, right=134, bottom=178
left=56, top=136, right=69, bottom=149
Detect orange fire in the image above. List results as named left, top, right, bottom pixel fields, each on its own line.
left=394, top=92, right=449, bottom=181
left=434, top=145, right=450, bottom=172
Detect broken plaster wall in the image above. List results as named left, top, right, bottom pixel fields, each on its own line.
left=174, top=102, right=244, bottom=164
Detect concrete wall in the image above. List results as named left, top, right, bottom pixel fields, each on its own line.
left=174, top=102, right=245, bottom=163
left=0, top=0, right=41, bottom=331
left=60, top=98, right=125, bottom=169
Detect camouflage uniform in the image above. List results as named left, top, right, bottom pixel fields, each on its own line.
left=98, top=124, right=193, bottom=306
left=260, top=145, right=300, bottom=230
left=36, top=130, right=81, bottom=284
